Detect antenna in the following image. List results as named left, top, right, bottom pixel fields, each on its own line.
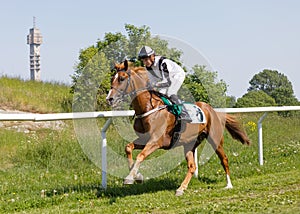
left=27, top=16, right=42, bottom=81
left=33, top=16, right=36, bottom=28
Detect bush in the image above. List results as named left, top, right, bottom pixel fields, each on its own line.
left=235, top=90, right=276, bottom=107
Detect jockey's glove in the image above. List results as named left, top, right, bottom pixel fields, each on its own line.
left=155, top=81, right=171, bottom=88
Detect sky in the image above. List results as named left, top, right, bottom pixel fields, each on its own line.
left=0, top=0, right=299, bottom=100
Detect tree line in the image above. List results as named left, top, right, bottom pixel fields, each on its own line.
left=70, top=24, right=299, bottom=112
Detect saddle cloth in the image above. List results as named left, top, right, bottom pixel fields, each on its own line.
left=183, top=103, right=206, bottom=124
left=170, top=103, right=206, bottom=148
left=160, top=97, right=206, bottom=124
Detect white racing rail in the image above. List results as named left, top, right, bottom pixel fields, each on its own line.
left=1, top=106, right=300, bottom=188
left=0, top=110, right=135, bottom=121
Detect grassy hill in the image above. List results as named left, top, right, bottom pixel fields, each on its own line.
left=0, top=77, right=299, bottom=213
left=0, top=76, right=72, bottom=113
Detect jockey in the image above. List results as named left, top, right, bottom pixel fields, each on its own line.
left=138, top=46, right=192, bottom=123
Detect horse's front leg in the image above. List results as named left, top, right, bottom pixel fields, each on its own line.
left=125, top=142, right=135, bottom=170
left=125, top=140, right=145, bottom=183
left=124, top=141, right=161, bottom=185
left=125, top=142, right=145, bottom=170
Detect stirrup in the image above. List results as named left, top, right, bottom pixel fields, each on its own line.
left=178, top=117, right=192, bottom=123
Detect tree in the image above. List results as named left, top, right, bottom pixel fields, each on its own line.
left=226, top=96, right=236, bottom=108
left=71, top=25, right=146, bottom=111
left=248, top=69, right=298, bottom=106
left=184, top=65, right=228, bottom=107
left=72, top=51, right=110, bottom=112
left=71, top=24, right=229, bottom=110
left=235, top=90, right=276, bottom=107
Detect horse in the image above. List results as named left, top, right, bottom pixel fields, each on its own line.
left=106, top=60, right=251, bottom=196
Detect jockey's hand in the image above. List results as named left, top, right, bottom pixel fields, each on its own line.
left=155, top=81, right=170, bottom=88
left=148, top=83, right=158, bottom=91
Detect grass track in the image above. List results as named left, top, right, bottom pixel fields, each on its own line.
left=0, top=120, right=299, bottom=213
left=0, top=78, right=299, bottom=213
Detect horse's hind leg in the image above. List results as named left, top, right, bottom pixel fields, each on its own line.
left=175, top=131, right=207, bottom=196
left=209, top=136, right=233, bottom=189
left=176, top=145, right=197, bottom=196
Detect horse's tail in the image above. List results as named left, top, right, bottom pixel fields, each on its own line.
left=224, top=114, right=251, bottom=145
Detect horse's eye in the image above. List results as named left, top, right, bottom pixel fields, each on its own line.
left=118, top=75, right=126, bottom=82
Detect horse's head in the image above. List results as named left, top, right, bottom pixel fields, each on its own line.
left=106, top=60, right=149, bottom=107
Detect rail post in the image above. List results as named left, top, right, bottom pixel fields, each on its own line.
left=101, top=118, right=112, bottom=189
left=194, top=148, right=198, bottom=178
left=258, top=113, right=268, bottom=165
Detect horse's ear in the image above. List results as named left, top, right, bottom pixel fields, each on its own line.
left=110, top=63, right=118, bottom=75
left=112, top=62, right=117, bottom=72
left=124, top=60, right=128, bottom=71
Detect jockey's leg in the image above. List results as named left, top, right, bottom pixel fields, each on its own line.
left=170, top=94, right=192, bottom=123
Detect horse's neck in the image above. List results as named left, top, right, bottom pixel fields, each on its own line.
left=130, top=69, right=163, bottom=114
left=131, top=91, right=161, bottom=115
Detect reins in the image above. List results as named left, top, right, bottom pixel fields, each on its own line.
left=113, top=69, right=168, bottom=119
left=135, top=105, right=168, bottom=119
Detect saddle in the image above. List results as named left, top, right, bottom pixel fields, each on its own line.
left=160, top=96, right=206, bottom=148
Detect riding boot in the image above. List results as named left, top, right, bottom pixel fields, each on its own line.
left=169, top=95, right=192, bottom=123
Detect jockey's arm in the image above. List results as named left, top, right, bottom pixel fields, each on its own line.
left=155, top=61, right=171, bottom=88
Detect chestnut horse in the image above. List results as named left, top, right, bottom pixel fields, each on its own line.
left=106, top=60, right=250, bottom=196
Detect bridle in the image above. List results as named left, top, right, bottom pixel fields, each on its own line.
left=110, top=69, right=132, bottom=99
left=111, top=69, right=148, bottom=100
left=110, top=68, right=167, bottom=118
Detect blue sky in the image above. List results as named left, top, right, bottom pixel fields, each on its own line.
left=0, top=0, right=299, bottom=99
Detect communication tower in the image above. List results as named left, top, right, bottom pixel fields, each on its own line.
left=27, top=17, right=43, bottom=81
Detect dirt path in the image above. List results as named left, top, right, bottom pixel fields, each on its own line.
left=0, top=109, right=65, bottom=133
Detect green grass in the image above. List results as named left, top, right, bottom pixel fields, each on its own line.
left=0, top=76, right=72, bottom=113
left=0, top=114, right=299, bottom=213
left=0, top=78, right=299, bottom=213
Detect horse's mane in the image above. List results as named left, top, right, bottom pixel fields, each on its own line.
left=114, top=61, right=148, bottom=79
left=132, top=66, right=147, bottom=75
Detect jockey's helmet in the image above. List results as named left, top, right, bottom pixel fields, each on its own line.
left=138, top=46, right=155, bottom=59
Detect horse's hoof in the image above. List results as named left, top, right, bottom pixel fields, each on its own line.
left=124, top=178, right=134, bottom=185
left=175, top=189, right=184, bottom=196
left=225, top=185, right=233, bottom=189
left=135, top=173, right=144, bottom=183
